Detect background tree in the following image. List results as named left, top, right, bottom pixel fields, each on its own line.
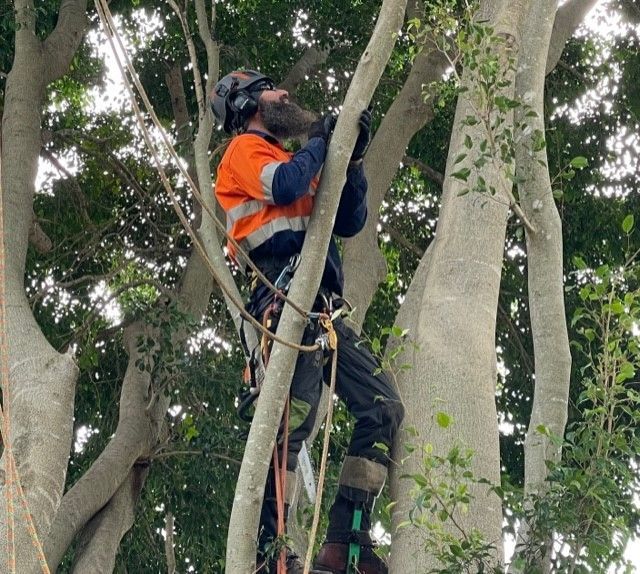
left=1, top=0, right=638, bottom=572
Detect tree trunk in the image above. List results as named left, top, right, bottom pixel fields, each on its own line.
left=45, top=6, right=223, bottom=565
left=511, top=0, right=575, bottom=569
left=342, top=36, right=448, bottom=333
left=224, top=1, right=408, bottom=571
left=69, top=464, right=149, bottom=573
left=388, top=1, right=533, bottom=570
left=0, top=2, right=86, bottom=570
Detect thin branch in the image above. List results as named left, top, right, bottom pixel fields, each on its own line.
left=165, top=512, right=176, bottom=574
left=168, top=0, right=206, bottom=120
left=403, top=155, right=444, bottom=187
left=380, top=221, right=426, bottom=258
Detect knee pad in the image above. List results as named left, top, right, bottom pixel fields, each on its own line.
left=338, top=456, right=387, bottom=505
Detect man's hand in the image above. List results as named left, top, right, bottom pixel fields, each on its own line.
left=308, top=114, right=337, bottom=143
left=351, top=109, right=372, bottom=161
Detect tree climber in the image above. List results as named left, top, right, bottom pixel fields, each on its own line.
left=210, top=69, right=404, bottom=574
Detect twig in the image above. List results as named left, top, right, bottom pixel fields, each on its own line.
left=165, top=512, right=176, bottom=574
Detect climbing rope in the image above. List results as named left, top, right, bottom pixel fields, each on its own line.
left=93, top=2, right=341, bottom=567
left=0, top=139, right=51, bottom=573
left=95, top=0, right=311, bottom=324
left=94, top=0, right=321, bottom=356
left=303, top=317, right=338, bottom=574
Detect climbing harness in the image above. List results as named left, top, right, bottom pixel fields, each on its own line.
left=91, top=5, right=349, bottom=573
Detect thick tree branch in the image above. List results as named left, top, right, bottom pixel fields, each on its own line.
left=546, top=0, right=599, bottom=74
left=70, top=464, right=149, bottom=573
left=44, top=323, right=169, bottom=569
left=42, top=0, right=89, bottom=84
left=279, top=46, right=330, bottom=94
left=512, top=0, right=573, bottom=568
left=165, top=62, right=192, bottom=146
left=29, top=214, right=54, bottom=253
left=343, top=35, right=448, bottom=332
left=165, top=512, right=176, bottom=574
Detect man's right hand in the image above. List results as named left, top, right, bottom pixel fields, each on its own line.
left=308, top=114, right=337, bottom=143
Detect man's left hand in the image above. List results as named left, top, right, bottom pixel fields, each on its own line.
left=351, top=108, right=372, bottom=161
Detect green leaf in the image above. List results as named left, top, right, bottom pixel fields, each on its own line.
left=451, top=168, right=471, bottom=182
left=573, top=255, right=587, bottom=270
left=536, top=424, right=550, bottom=436
left=570, top=156, right=589, bottom=169
left=435, top=411, right=453, bottom=429
left=616, top=362, right=635, bottom=383
left=449, top=543, right=464, bottom=557
left=622, top=214, right=635, bottom=234
left=611, top=300, right=625, bottom=315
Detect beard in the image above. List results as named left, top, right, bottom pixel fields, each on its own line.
left=259, top=98, right=317, bottom=139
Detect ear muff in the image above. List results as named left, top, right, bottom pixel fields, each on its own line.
left=229, top=90, right=258, bottom=119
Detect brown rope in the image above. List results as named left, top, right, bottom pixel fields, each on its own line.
left=94, top=0, right=319, bottom=354
left=96, top=0, right=311, bottom=322
left=303, top=318, right=338, bottom=574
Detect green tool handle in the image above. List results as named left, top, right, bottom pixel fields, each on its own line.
left=347, top=508, right=363, bottom=573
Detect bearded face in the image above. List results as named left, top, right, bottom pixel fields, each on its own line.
left=258, top=97, right=317, bottom=139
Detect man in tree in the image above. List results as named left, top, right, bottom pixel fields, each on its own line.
left=211, top=69, right=405, bottom=574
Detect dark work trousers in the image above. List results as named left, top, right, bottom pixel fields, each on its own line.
left=250, top=288, right=405, bottom=553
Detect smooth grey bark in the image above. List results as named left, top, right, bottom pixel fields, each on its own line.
left=0, top=1, right=87, bottom=570
left=509, top=5, right=599, bottom=569
left=45, top=323, right=169, bottom=570
left=388, top=1, right=533, bottom=571
left=546, top=0, right=600, bottom=75
left=341, top=0, right=599, bottom=337
left=69, top=464, right=148, bottom=574
left=279, top=46, right=330, bottom=94
left=342, top=38, right=448, bottom=333
left=224, top=1, right=408, bottom=571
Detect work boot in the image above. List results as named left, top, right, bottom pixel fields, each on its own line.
left=313, top=542, right=388, bottom=574
left=257, top=549, right=332, bottom=573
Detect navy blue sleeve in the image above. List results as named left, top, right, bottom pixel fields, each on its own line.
left=333, top=163, right=368, bottom=238
left=272, top=137, right=326, bottom=205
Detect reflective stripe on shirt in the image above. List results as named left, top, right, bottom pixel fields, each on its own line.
left=240, top=214, right=310, bottom=252
left=259, top=161, right=282, bottom=204
left=226, top=200, right=264, bottom=231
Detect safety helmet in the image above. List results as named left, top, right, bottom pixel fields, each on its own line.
left=210, top=69, right=275, bottom=133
